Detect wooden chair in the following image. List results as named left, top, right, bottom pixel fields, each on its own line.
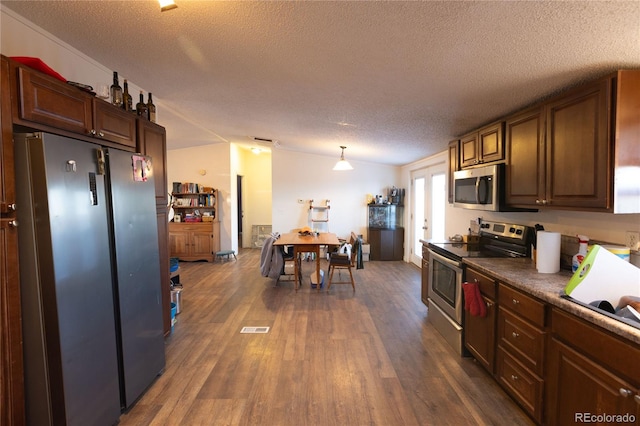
left=326, top=235, right=356, bottom=291
left=276, top=245, right=302, bottom=286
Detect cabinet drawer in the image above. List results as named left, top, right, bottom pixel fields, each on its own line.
left=498, top=307, right=545, bottom=376
left=17, top=66, right=93, bottom=134
left=499, top=284, right=546, bottom=328
left=497, top=347, right=544, bottom=423
left=465, top=268, right=496, bottom=299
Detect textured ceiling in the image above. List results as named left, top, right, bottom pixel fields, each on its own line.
left=2, top=1, right=639, bottom=165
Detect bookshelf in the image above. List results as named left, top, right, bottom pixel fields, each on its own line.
left=169, top=183, right=220, bottom=261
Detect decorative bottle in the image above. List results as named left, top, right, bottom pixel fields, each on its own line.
left=110, top=71, right=123, bottom=107
left=136, top=91, right=148, bottom=118
left=572, top=235, right=589, bottom=272
left=147, top=92, right=156, bottom=123
left=122, top=79, right=132, bottom=112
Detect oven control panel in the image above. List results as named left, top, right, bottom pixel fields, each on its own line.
left=480, top=220, right=529, bottom=241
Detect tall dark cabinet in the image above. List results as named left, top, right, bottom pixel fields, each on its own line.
left=368, top=203, right=404, bottom=261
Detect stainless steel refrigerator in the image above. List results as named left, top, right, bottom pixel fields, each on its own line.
left=15, top=132, right=166, bottom=426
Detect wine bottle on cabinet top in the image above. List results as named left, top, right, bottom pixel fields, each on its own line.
left=136, top=91, right=148, bottom=118
left=110, top=71, right=123, bottom=107
left=147, top=93, right=156, bottom=123
left=122, top=79, right=133, bottom=112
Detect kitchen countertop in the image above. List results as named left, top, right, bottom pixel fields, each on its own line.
left=462, top=257, right=640, bottom=345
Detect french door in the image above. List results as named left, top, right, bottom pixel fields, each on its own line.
left=410, top=163, right=446, bottom=266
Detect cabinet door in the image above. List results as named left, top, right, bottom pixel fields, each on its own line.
left=545, top=79, right=611, bottom=210
left=15, top=65, right=93, bottom=135
left=465, top=295, right=496, bottom=373
left=547, top=338, right=638, bottom=425
left=463, top=269, right=496, bottom=373
left=448, top=140, right=458, bottom=203
left=169, top=230, right=190, bottom=258
left=478, top=122, right=504, bottom=164
left=368, top=229, right=381, bottom=260
left=505, top=106, right=545, bottom=206
left=1, top=56, right=25, bottom=426
left=137, top=120, right=168, bottom=208
left=191, top=231, right=213, bottom=257
left=460, top=133, right=478, bottom=168
left=93, top=100, right=136, bottom=148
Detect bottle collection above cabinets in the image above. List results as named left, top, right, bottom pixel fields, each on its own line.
left=111, top=70, right=156, bottom=122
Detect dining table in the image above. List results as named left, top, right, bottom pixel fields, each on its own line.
left=273, top=232, right=340, bottom=292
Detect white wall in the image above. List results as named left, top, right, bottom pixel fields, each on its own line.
left=1, top=7, right=151, bottom=114
left=272, top=149, right=401, bottom=240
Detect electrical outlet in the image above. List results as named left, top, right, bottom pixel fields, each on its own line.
left=625, top=231, right=640, bottom=251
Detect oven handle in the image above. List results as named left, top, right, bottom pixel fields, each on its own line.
left=475, top=176, right=481, bottom=205
left=427, top=248, right=463, bottom=270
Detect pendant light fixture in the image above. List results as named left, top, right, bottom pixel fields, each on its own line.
left=333, top=146, right=353, bottom=171
left=159, top=0, right=178, bottom=12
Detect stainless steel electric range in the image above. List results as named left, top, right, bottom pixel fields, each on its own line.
left=426, top=220, right=534, bottom=355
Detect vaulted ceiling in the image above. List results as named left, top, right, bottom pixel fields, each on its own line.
left=3, top=1, right=639, bottom=165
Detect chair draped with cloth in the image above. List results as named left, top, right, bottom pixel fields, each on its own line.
left=327, top=233, right=363, bottom=291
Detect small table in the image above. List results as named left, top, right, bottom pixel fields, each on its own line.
left=273, top=232, right=340, bottom=292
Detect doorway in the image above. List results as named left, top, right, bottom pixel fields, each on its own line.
left=237, top=174, right=244, bottom=248
left=410, top=163, right=446, bottom=266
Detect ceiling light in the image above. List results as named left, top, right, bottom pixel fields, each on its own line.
left=251, top=147, right=262, bottom=154
left=159, top=0, right=177, bottom=12
left=333, top=146, right=353, bottom=171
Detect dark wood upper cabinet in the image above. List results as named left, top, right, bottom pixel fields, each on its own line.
left=460, top=121, right=504, bottom=168
left=137, top=119, right=168, bottom=207
left=505, top=78, right=611, bottom=211
left=15, top=65, right=93, bottom=135
left=545, top=79, right=610, bottom=209
left=447, top=140, right=458, bottom=204
left=505, top=106, right=546, bottom=206
left=13, top=62, right=136, bottom=149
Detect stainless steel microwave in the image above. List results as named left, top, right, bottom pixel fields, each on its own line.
left=453, top=164, right=502, bottom=211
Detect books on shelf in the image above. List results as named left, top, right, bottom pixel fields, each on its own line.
left=172, top=182, right=215, bottom=194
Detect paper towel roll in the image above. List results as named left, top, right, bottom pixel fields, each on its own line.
left=536, top=231, right=561, bottom=273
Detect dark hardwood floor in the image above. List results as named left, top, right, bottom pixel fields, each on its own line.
left=119, top=249, right=533, bottom=425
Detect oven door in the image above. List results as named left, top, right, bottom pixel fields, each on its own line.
left=428, top=249, right=463, bottom=325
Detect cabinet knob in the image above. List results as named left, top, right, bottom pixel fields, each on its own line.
left=486, top=301, right=493, bottom=308
left=512, top=332, right=520, bottom=339
left=511, top=375, right=519, bottom=381
left=512, top=298, right=520, bottom=305
left=619, top=388, right=633, bottom=397
left=98, top=132, right=105, bottom=138
left=535, top=199, right=541, bottom=205
left=8, top=203, right=16, bottom=211
left=8, top=220, right=18, bottom=228
left=89, top=129, right=97, bottom=136
left=634, top=394, right=640, bottom=404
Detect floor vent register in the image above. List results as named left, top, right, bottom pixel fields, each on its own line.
left=240, top=326, right=270, bottom=334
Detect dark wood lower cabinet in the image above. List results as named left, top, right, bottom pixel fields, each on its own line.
left=546, top=308, right=640, bottom=425
left=1, top=55, right=25, bottom=426
left=421, top=244, right=429, bottom=305
left=546, top=338, right=638, bottom=425
left=369, top=228, right=404, bottom=261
